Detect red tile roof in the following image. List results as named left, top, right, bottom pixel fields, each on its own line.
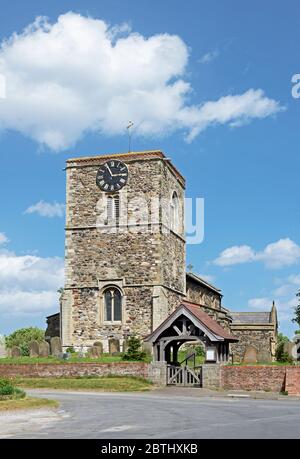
left=182, top=301, right=238, bottom=341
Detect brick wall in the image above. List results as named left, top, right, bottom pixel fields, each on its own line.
left=285, top=367, right=300, bottom=395
left=221, top=365, right=298, bottom=393
left=0, top=362, right=149, bottom=379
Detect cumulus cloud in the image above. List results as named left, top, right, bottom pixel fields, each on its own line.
left=248, top=296, right=297, bottom=323
left=0, top=250, right=64, bottom=316
left=248, top=273, right=300, bottom=324
left=25, top=200, right=65, bottom=218
left=214, top=245, right=256, bottom=266
left=0, top=232, right=9, bottom=244
left=214, top=238, right=300, bottom=269
left=0, top=12, right=283, bottom=150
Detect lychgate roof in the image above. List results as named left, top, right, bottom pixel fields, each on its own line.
left=145, top=301, right=238, bottom=343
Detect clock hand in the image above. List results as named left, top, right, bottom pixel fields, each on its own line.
left=105, top=164, right=113, bottom=176
left=111, top=173, right=127, bottom=177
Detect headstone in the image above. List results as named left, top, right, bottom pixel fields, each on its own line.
left=89, top=345, right=102, bottom=358
left=257, top=349, right=272, bottom=363
left=0, top=335, right=6, bottom=358
left=284, top=341, right=296, bottom=360
left=50, top=336, right=62, bottom=356
left=39, top=340, right=50, bottom=357
left=93, top=341, right=103, bottom=353
left=123, top=340, right=129, bottom=353
left=29, top=340, right=40, bottom=357
left=293, top=335, right=300, bottom=361
left=109, top=338, right=120, bottom=355
left=11, top=346, right=21, bottom=357
left=243, top=345, right=258, bottom=364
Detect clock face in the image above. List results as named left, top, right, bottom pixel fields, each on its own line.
left=96, top=160, right=128, bottom=192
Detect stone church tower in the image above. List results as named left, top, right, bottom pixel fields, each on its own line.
left=61, top=150, right=186, bottom=351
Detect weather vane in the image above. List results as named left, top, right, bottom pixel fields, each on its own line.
left=126, top=121, right=134, bottom=152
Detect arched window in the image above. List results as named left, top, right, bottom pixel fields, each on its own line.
left=106, top=194, right=120, bottom=226
left=104, top=287, right=122, bottom=322
left=170, top=191, right=179, bottom=233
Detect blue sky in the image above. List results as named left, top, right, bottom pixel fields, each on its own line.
left=0, top=0, right=299, bottom=336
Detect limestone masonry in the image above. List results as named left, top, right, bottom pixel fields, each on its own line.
left=55, top=150, right=277, bottom=362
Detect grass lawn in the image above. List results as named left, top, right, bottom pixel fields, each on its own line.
left=0, top=397, right=58, bottom=412
left=0, top=354, right=151, bottom=364
left=14, top=375, right=153, bottom=392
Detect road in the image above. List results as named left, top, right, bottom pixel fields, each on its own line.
left=1, top=389, right=300, bottom=439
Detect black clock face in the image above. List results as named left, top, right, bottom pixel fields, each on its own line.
left=96, top=160, right=128, bottom=192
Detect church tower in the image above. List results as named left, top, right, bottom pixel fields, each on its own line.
left=61, top=151, right=186, bottom=351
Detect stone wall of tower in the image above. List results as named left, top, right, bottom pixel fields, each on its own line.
left=61, top=152, right=186, bottom=350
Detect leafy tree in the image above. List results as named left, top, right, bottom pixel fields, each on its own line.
left=275, top=332, right=293, bottom=363
left=122, top=336, right=146, bottom=361
left=5, top=327, right=45, bottom=356
left=292, top=290, right=300, bottom=328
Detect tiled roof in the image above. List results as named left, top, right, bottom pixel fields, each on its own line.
left=231, top=312, right=271, bottom=325
left=182, top=301, right=238, bottom=341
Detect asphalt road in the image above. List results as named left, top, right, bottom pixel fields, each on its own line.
left=2, top=389, right=300, bottom=439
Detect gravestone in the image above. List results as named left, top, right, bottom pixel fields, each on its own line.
left=93, top=341, right=103, bottom=353
left=293, top=335, right=300, bottom=361
left=50, top=336, right=62, bottom=357
left=123, top=340, right=129, bottom=353
left=0, top=335, right=6, bottom=358
left=109, top=338, right=120, bottom=355
left=29, top=340, right=40, bottom=357
left=11, top=346, right=21, bottom=357
left=39, top=340, right=50, bottom=357
left=89, top=345, right=102, bottom=358
left=243, top=345, right=258, bottom=364
left=257, top=349, right=272, bottom=363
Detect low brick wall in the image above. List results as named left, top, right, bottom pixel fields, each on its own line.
left=286, top=367, right=300, bottom=395
left=0, top=362, right=150, bottom=379
left=221, top=365, right=297, bottom=393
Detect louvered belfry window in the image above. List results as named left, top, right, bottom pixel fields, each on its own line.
left=107, top=194, right=120, bottom=225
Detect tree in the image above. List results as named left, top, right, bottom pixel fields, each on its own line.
left=275, top=332, right=293, bottom=363
left=122, top=336, right=147, bottom=361
left=5, top=327, right=45, bottom=356
left=292, top=290, right=300, bottom=328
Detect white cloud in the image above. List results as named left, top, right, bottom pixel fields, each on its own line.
left=248, top=273, right=300, bottom=325
left=257, top=239, right=300, bottom=269
left=25, top=200, right=65, bottom=218
left=214, top=238, right=300, bottom=269
left=248, top=296, right=297, bottom=323
left=0, top=251, right=63, bottom=316
left=0, top=232, right=9, bottom=244
left=214, top=245, right=256, bottom=266
left=0, top=12, right=283, bottom=150
left=198, top=49, right=219, bottom=64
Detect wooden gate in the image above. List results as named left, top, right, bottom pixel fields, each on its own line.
left=167, top=365, right=202, bottom=387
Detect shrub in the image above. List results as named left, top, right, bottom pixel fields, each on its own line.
left=122, top=336, right=147, bottom=361
left=5, top=327, right=45, bottom=356
left=66, top=346, right=76, bottom=353
left=0, top=378, right=25, bottom=400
